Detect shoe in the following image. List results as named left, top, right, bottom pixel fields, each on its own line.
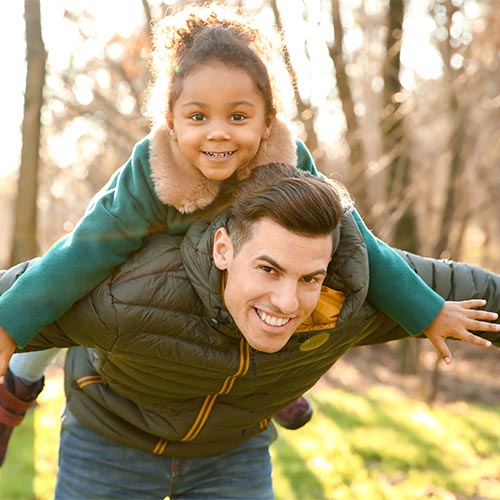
left=274, top=396, right=313, bottom=430
left=0, top=368, right=44, bottom=466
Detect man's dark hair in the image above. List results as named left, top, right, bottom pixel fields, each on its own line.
left=226, top=164, right=352, bottom=254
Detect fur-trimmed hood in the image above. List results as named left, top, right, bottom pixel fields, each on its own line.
left=148, top=118, right=297, bottom=213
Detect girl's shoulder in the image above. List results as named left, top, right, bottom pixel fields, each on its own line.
left=131, top=133, right=152, bottom=161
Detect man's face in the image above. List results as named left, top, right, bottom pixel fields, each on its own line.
left=213, top=217, right=333, bottom=353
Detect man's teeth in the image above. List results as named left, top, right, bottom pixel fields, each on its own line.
left=205, top=151, right=233, bottom=158
left=257, top=310, right=289, bottom=327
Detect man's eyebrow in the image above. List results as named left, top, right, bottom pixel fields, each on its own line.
left=257, top=255, right=328, bottom=278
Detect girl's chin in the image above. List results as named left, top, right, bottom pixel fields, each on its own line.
left=198, top=166, right=238, bottom=181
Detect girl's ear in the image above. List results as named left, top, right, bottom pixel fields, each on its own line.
left=262, top=115, right=275, bottom=140
left=166, top=113, right=177, bottom=140
left=213, top=227, right=233, bottom=271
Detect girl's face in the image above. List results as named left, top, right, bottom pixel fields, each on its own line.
left=167, top=63, right=273, bottom=181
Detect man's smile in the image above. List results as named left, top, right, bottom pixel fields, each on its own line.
left=256, top=308, right=292, bottom=327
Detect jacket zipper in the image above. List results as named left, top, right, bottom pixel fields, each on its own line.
left=250, top=346, right=257, bottom=378
left=181, top=338, right=251, bottom=442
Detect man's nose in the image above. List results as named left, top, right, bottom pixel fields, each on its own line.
left=206, top=122, right=230, bottom=141
left=271, top=281, right=299, bottom=315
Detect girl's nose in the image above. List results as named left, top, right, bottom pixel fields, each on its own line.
left=206, top=123, right=230, bottom=141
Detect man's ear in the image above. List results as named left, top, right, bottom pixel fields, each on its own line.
left=213, top=227, right=233, bottom=270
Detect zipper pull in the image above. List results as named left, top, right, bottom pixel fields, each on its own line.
left=250, top=347, right=257, bottom=378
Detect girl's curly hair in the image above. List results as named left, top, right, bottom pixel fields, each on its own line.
left=145, top=2, right=287, bottom=128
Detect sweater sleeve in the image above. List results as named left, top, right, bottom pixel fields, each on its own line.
left=351, top=210, right=444, bottom=334
left=295, top=139, right=444, bottom=334
left=0, top=137, right=169, bottom=348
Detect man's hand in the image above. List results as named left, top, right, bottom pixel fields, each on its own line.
left=0, top=326, right=16, bottom=383
left=424, top=299, right=500, bottom=365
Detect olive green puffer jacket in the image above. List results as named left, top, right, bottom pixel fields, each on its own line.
left=3, top=211, right=500, bottom=457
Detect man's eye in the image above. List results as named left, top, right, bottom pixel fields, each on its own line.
left=302, top=276, right=319, bottom=284
left=190, top=113, right=205, bottom=121
left=260, top=266, right=275, bottom=274
left=231, top=113, right=246, bottom=121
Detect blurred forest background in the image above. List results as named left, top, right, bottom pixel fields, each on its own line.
left=1, top=2, right=500, bottom=497
left=1, top=0, right=500, bottom=381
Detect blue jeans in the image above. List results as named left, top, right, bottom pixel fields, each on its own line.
left=55, top=408, right=277, bottom=500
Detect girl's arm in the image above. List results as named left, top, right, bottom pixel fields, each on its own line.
left=295, top=139, right=444, bottom=334
left=0, top=136, right=169, bottom=349
left=423, top=299, right=495, bottom=364
left=351, top=210, right=444, bottom=334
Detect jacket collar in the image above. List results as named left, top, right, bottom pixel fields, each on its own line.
left=323, top=212, right=370, bottom=325
left=148, top=117, right=297, bottom=214
left=180, top=211, right=231, bottom=324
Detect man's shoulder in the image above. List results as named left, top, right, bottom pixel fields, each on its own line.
left=111, top=233, right=185, bottom=284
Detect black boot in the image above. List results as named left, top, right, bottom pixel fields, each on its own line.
left=274, top=396, right=313, bottom=430
left=0, top=368, right=44, bottom=466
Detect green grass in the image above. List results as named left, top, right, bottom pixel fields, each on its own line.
left=1, top=377, right=500, bottom=499
left=0, top=375, right=62, bottom=500
left=0, top=411, right=35, bottom=500
left=273, top=387, right=500, bottom=499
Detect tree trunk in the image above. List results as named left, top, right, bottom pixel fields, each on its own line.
left=328, top=0, right=366, bottom=209
left=383, top=0, right=418, bottom=253
left=269, top=0, right=319, bottom=156
left=382, top=0, right=420, bottom=373
left=433, top=0, right=465, bottom=259
left=10, top=0, right=47, bottom=265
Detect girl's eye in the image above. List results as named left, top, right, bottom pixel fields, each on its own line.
left=190, top=113, right=205, bottom=121
left=231, top=113, right=246, bottom=121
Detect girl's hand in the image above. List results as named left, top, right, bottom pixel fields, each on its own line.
left=424, top=299, right=499, bottom=364
left=0, top=326, right=16, bottom=384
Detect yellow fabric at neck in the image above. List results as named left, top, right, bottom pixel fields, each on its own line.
left=297, top=286, right=345, bottom=332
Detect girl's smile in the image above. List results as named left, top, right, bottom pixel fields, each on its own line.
left=202, top=150, right=236, bottom=160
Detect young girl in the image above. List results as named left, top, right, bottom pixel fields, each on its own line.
left=0, top=2, right=494, bottom=464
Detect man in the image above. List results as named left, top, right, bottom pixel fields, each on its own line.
left=1, top=164, right=499, bottom=499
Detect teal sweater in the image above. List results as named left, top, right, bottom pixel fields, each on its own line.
left=0, top=136, right=444, bottom=348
